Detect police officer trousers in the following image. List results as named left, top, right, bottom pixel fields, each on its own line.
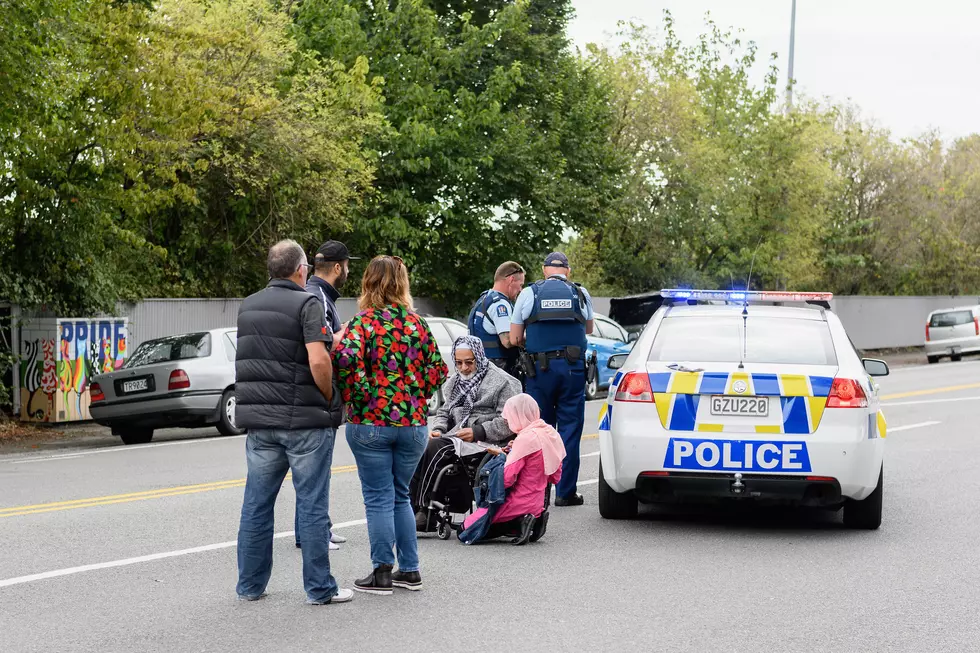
left=526, top=356, right=585, bottom=499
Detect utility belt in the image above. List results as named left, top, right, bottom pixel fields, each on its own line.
left=518, top=346, right=583, bottom=378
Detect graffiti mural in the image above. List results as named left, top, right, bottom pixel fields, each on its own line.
left=19, top=317, right=128, bottom=423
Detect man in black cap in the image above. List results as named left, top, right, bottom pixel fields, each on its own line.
left=306, top=240, right=359, bottom=352
left=296, top=240, right=359, bottom=552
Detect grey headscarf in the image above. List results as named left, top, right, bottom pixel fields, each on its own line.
left=446, top=335, right=491, bottom=424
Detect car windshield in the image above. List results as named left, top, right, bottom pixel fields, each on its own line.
left=125, top=333, right=212, bottom=368
left=648, top=316, right=838, bottom=366
left=929, top=310, right=973, bottom=327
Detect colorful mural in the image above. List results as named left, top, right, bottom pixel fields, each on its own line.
left=19, top=317, right=128, bottom=423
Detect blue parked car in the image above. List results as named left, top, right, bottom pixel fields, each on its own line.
left=586, top=314, right=635, bottom=400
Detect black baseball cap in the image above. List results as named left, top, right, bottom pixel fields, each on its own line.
left=314, top=240, right=359, bottom=263
left=543, top=251, right=570, bottom=268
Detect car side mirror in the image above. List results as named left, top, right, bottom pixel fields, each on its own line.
left=627, top=332, right=639, bottom=343
left=863, top=358, right=889, bottom=377
left=608, top=353, right=628, bottom=369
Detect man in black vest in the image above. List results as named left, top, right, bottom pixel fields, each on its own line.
left=296, top=239, right=358, bottom=552
left=235, top=239, right=352, bottom=605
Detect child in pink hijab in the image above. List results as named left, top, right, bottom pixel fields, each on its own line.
left=461, top=394, right=565, bottom=544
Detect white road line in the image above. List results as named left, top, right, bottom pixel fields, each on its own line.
left=888, top=421, right=941, bottom=433
left=9, top=434, right=250, bottom=464
left=883, top=395, right=980, bottom=407
left=0, top=519, right=368, bottom=589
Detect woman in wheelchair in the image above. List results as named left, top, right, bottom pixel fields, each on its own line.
left=411, top=335, right=521, bottom=533
left=459, top=393, right=565, bottom=545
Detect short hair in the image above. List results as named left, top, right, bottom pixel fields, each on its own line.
left=267, top=239, right=306, bottom=280
left=494, top=261, right=525, bottom=282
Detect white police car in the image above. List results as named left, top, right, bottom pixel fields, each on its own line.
left=597, top=290, right=889, bottom=529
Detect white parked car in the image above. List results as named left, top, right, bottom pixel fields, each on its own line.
left=90, top=328, right=242, bottom=445
left=598, top=290, right=888, bottom=529
left=423, top=316, right=469, bottom=413
left=924, top=305, right=980, bottom=364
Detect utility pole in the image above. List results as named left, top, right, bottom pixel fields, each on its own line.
left=786, top=0, right=797, bottom=112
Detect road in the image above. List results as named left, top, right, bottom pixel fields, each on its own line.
left=2, top=361, right=979, bottom=652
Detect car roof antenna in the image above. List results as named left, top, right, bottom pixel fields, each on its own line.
left=739, top=241, right=763, bottom=369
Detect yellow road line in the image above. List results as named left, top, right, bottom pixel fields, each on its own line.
left=882, top=382, right=980, bottom=401
left=0, top=464, right=359, bottom=519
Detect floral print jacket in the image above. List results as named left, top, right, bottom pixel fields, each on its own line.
left=336, top=304, right=449, bottom=426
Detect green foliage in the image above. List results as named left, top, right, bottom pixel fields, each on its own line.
left=295, top=0, right=625, bottom=313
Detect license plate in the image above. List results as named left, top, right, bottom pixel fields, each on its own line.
left=710, top=395, right=769, bottom=417
left=122, top=379, right=149, bottom=394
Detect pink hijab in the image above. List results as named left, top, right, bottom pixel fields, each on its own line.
left=502, top=394, right=566, bottom=476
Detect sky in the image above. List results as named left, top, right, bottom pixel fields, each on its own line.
left=569, top=0, right=980, bottom=140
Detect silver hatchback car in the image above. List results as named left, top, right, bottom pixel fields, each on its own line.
left=90, top=328, right=242, bottom=444
left=925, top=305, right=980, bottom=363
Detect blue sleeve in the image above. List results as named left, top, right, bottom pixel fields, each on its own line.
left=581, top=286, right=595, bottom=321
left=511, top=287, right=535, bottom=325
left=485, top=299, right=512, bottom=334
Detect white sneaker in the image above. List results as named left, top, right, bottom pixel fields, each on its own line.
left=330, top=532, right=347, bottom=544
left=307, top=588, right=353, bottom=605
left=329, top=541, right=340, bottom=551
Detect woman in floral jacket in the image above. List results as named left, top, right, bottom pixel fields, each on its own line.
left=336, top=255, right=448, bottom=595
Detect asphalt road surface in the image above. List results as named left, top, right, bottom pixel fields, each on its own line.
left=2, top=362, right=979, bottom=652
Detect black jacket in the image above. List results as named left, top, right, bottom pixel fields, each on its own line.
left=235, top=279, right=343, bottom=430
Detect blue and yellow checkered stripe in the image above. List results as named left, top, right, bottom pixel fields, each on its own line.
left=599, top=371, right=836, bottom=435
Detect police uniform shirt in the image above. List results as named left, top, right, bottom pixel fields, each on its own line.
left=512, top=274, right=595, bottom=325
left=482, top=295, right=514, bottom=337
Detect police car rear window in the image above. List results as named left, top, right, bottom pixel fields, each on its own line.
left=929, top=310, right=973, bottom=327
left=648, top=317, right=838, bottom=366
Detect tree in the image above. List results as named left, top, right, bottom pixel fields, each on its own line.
left=295, top=0, right=625, bottom=312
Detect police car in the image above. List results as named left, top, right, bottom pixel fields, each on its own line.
left=597, top=290, right=889, bottom=529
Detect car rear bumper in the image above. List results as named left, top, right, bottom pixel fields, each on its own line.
left=600, top=407, right=885, bottom=501
left=924, top=337, right=980, bottom=356
left=633, top=472, right=842, bottom=506
left=90, top=391, right=222, bottom=429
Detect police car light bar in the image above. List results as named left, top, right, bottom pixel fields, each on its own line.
left=661, top=289, right=834, bottom=302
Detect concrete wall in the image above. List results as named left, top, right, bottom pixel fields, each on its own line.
left=117, top=297, right=445, bottom=353
left=830, top=295, right=980, bottom=350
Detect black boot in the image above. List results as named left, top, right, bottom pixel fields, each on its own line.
left=511, top=514, right=536, bottom=546
left=354, top=564, right=393, bottom=595
left=555, top=493, right=584, bottom=507
left=530, top=510, right=549, bottom=543
left=391, top=570, right=423, bottom=591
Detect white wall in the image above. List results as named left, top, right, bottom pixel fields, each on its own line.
left=830, top=295, right=980, bottom=350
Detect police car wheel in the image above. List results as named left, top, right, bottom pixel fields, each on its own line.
left=598, top=460, right=637, bottom=520
left=842, top=467, right=883, bottom=530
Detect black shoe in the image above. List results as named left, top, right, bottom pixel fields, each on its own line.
left=354, top=565, right=393, bottom=595
left=391, top=570, right=423, bottom=591
left=511, top=515, right=536, bottom=546
left=530, top=510, right=549, bottom=543
left=555, top=493, right=584, bottom=507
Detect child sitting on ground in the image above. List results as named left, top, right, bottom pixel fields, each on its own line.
left=460, top=393, right=565, bottom=544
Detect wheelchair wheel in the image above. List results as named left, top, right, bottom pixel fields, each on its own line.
left=436, top=521, right=453, bottom=540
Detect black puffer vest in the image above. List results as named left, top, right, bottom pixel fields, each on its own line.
left=235, top=279, right=342, bottom=430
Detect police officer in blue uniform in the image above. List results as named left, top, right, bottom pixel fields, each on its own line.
left=467, top=261, right=526, bottom=381
left=510, top=252, right=594, bottom=506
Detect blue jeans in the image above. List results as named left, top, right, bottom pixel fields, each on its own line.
left=237, top=428, right=338, bottom=603
left=346, top=423, right=427, bottom=571
left=526, top=357, right=586, bottom=499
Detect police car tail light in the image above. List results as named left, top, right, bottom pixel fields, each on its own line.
left=826, top=378, right=868, bottom=409
left=614, top=372, right=655, bottom=403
